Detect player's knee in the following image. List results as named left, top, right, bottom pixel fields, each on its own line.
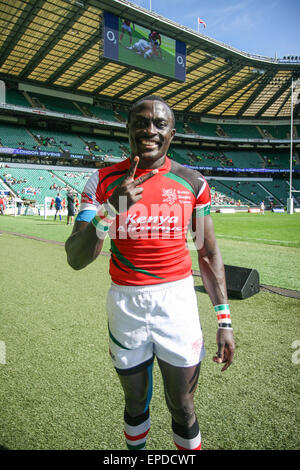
left=125, top=397, right=148, bottom=417
left=166, top=396, right=195, bottom=427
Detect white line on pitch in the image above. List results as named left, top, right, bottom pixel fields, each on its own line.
left=0, top=341, right=6, bottom=365
left=217, top=234, right=298, bottom=245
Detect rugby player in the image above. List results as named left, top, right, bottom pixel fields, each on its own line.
left=65, top=95, right=235, bottom=450
left=120, top=19, right=134, bottom=46
left=127, top=38, right=159, bottom=60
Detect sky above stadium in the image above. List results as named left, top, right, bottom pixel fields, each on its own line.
left=128, top=0, right=300, bottom=59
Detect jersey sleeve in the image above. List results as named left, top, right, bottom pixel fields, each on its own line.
left=76, top=170, right=103, bottom=223
left=194, top=175, right=211, bottom=217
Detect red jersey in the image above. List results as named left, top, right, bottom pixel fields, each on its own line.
left=78, top=157, right=211, bottom=286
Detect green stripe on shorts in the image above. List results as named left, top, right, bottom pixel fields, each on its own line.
left=108, top=325, right=131, bottom=350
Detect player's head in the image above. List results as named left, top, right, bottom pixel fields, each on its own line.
left=128, top=95, right=175, bottom=127
left=127, top=95, right=176, bottom=168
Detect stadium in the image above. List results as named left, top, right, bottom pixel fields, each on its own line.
left=0, top=0, right=299, bottom=452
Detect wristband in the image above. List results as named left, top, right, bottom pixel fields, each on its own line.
left=214, top=304, right=232, bottom=329
left=91, top=200, right=118, bottom=238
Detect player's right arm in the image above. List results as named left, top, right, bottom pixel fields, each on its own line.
left=65, top=169, right=104, bottom=270
left=65, top=219, right=104, bottom=270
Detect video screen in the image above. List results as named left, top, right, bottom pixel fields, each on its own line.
left=102, top=11, right=186, bottom=82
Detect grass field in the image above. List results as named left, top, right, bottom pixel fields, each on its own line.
left=0, top=212, right=299, bottom=450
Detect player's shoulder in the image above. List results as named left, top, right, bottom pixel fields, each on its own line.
left=98, top=158, right=130, bottom=184
left=169, top=159, right=208, bottom=196
left=84, top=159, right=129, bottom=184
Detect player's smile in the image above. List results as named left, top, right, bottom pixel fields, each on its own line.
left=128, top=100, right=175, bottom=169
left=138, top=138, right=159, bottom=150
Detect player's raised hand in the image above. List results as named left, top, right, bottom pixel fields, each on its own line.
left=108, top=156, right=158, bottom=213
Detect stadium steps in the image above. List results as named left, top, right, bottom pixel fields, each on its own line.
left=223, top=151, right=263, bottom=168
left=51, top=170, right=93, bottom=194
left=254, top=151, right=267, bottom=167
left=23, top=91, right=39, bottom=108
left=219, top=124, right=262, bottom=139
left=0, top=123, right=37, bottom=149
left=89, top=106, right=117, bottom=122
left=0, top=177, right=15, bottom=194
left=256, top=182, right=282, bottom=205
left=259, top=180, right=289, bottom=205
left=209, top=182, right=248, bottom=206
left=113, top=111, right=127, bottom=123
left=0, top=167, right=74, bottom=204
left=189, top=122, right=217, bottom=137
left=216, top=180, right=262, bottom=205
left=256, top=126, right=268, bottom=138
left=5, top=89, right=31, bottom=108
left=260, top=125, right=290, bottom=139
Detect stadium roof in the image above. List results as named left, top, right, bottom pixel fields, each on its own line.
left=1, top=0, right=300, bottom=120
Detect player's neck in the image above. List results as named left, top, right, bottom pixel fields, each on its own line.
left=133, top=154, right=167, bottom=170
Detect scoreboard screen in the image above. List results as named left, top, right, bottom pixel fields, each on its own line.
left=102, top=11, right=186, bottom=82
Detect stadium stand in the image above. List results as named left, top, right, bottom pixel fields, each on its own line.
left=188, top=122, right=218, bottom=137
left=260, top=150, right=297, bottom=169
left=29, top=93, right=84, bottom=116
left=88, top=106, right=118, bottom=122
left=0, top=165, right=94, bottom=206
left=5, top=89, right=31, bottom=108
left=217, top=124, right=262, bottom=139
left=0, top=123, right=37, bottom=149
left=51, top=170, right=94, bottom=194
left=260, top=180, right=292, bottom=205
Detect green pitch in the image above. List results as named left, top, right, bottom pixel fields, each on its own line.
left=0, top=212, right=299, bottom=450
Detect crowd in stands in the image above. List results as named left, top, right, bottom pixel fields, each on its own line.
left=262, top=154, right=297, bottom=168
left=62, top=171, right=91, bottom=180
left=187, top=150, right=234, bottom=167
left=2, top=173, right=28, bottom=185
left=211, top=190, right=238, bottom=206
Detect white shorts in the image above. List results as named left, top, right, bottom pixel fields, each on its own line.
left=106, top=276, right=205, bottom=374
left=122, top=24, right=132, bottom=33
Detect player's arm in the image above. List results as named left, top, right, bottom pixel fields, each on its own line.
left=194, top=214, right=227, bottom=303
left=65, top=219, right=105, bottom=270
left=192, top=213, right=235, bottom=371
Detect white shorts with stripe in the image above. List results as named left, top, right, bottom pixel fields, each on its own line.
left=106, top=275, right=205, bottom=373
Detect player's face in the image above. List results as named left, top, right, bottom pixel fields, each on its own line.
left=128, top=100, right=175, bottom=169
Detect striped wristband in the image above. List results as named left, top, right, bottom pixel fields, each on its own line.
left=91, top=200, right=118, bottom=237
left=214, top=304, right=232, bottom=329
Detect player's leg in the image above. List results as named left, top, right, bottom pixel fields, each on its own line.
left=117, top=363, right=153, bottom=450
left=149, top=276, right=204, bottom=449
left=107, top=281, right=155, bottom=449
left=157, top=358, right=202, bottom=450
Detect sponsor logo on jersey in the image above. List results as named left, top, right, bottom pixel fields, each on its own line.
left=162, top=188, right=177, bottom=205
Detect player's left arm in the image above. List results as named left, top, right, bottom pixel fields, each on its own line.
left=192, top=204, right=235, bottom=372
